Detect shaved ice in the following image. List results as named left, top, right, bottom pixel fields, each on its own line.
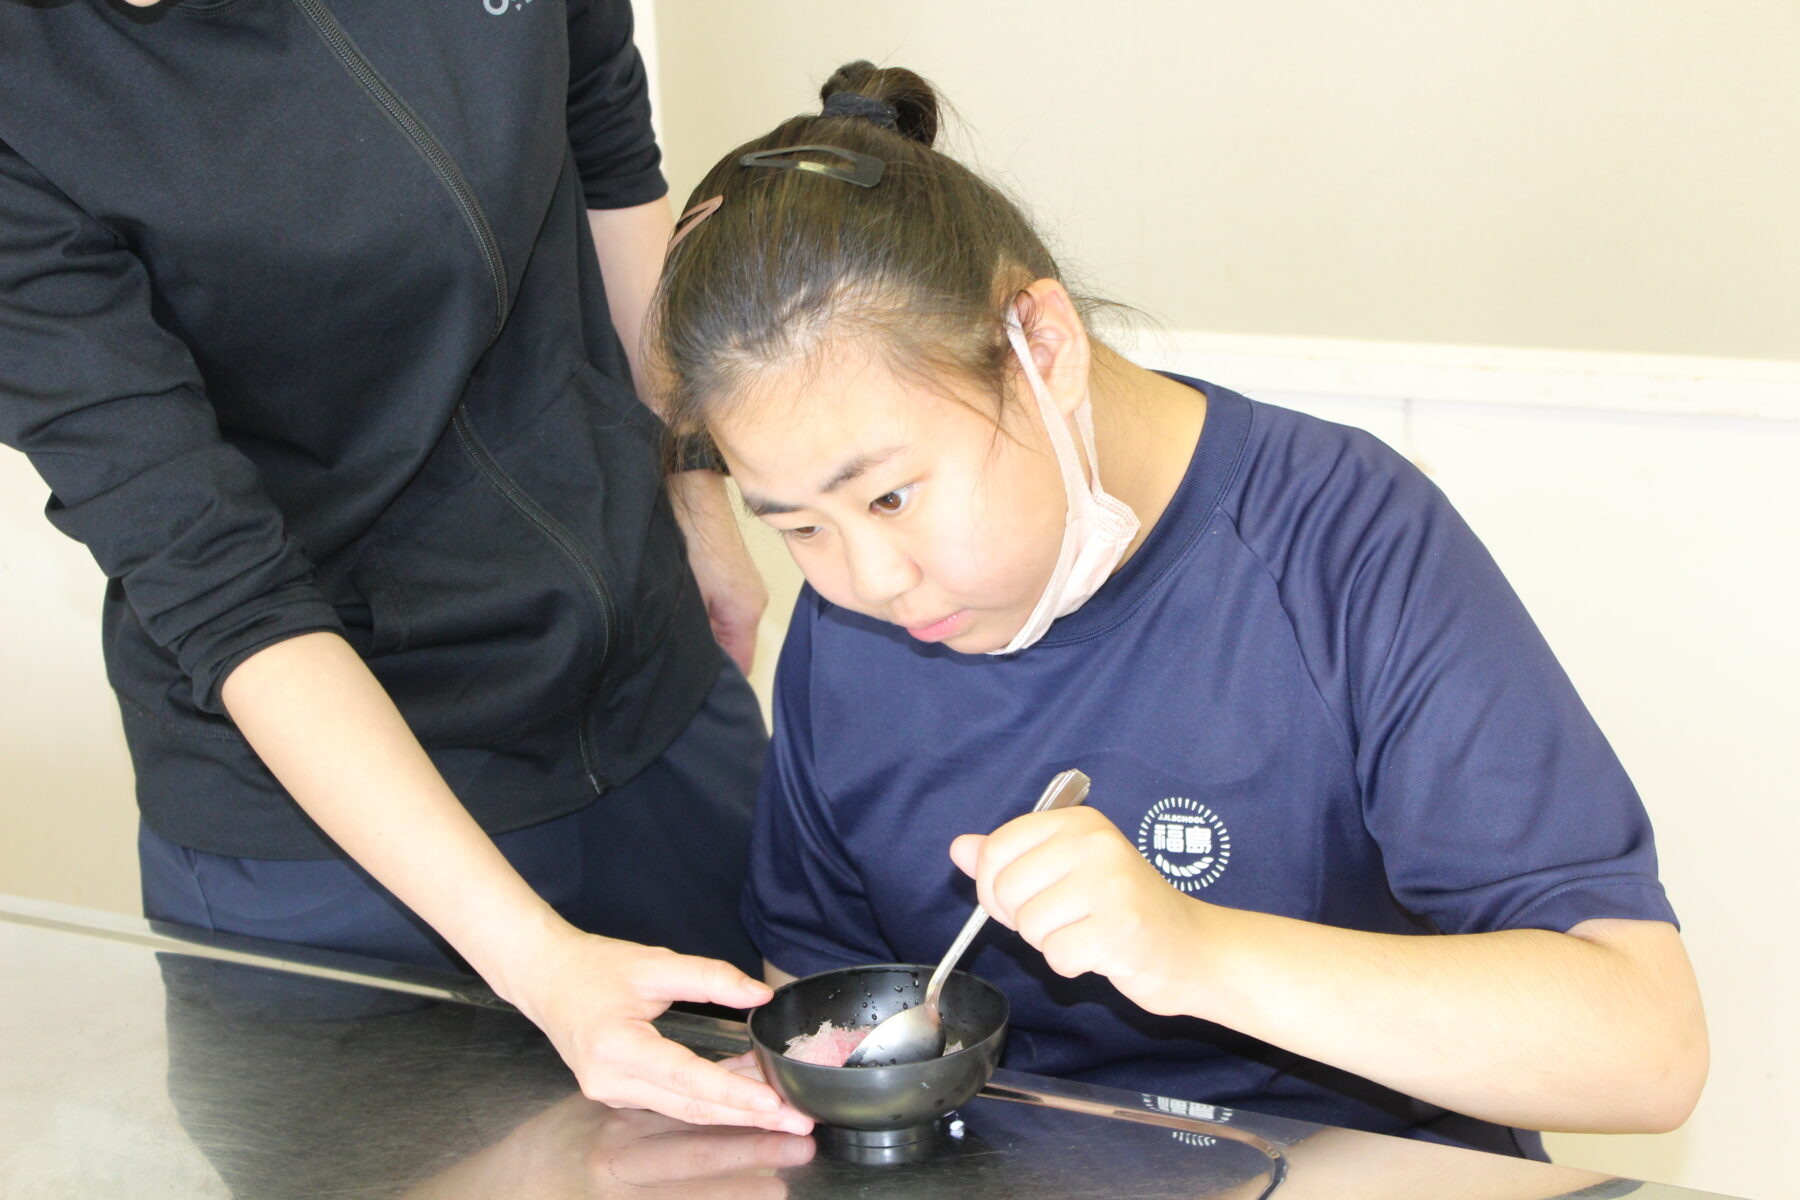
left=783, top=1020, right=870, bottom=1067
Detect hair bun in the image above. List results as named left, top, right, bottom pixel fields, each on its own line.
left=820, top=60, right=940, bottom=148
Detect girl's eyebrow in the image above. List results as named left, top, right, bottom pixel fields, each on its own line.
left=740, top=445, right=909, bottom=517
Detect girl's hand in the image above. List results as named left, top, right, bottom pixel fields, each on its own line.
left=949, top=807, right=1211, bottom=1019
left=499, top=923, right=814, bottom=1136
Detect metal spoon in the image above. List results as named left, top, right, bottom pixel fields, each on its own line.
left=845, top=768, right=1092, bottom=1068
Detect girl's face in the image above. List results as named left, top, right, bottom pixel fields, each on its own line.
left=713, top=340, right=1069, bottom=654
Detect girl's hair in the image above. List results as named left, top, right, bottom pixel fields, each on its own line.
left=651, top=60, right=1100, bottom=452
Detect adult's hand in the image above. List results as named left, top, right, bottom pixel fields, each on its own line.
left=668, top=469, right=768, bottom=675
left=500, top=922, right=814, bottom=1136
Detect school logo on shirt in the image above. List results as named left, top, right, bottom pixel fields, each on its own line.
left=1136, top=797, right=1231, bottom=892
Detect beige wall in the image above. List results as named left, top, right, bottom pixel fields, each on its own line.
left=653, top=0, right=1800, bottom=363
left=0, top=456, right=139, bottom=916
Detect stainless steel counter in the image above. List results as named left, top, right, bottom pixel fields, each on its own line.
left=0, top=895, right=1748, bottom=1199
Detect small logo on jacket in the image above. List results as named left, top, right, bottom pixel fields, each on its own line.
left=1136, top=797, right=1231, bottom=891
left=483, top=0, right=533, bottom=13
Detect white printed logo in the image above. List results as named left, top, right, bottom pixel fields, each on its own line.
left=1142, top=1094, right=1234, bottom=1147
left=1135, top=797, right=1231, bottom=892
left=483, top=0, right=533, bottom=13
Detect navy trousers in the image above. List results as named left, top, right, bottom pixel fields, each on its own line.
left=140, top=663, right=766, bottom=979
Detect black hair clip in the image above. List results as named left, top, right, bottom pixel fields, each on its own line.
left=739, top=144, right=885, bottom=188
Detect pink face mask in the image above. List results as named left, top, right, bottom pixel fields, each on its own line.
left=988, top=312, right=1141, bottom=655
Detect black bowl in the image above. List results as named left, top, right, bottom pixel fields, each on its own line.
left=748, top=964, right=1008, bottom=1141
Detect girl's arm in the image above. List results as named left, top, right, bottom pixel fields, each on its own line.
left=221, top=630, right=810, bottom=1135
left=951, top=807, right=1707, bottom=1135
left=587, top=199, right=767, bottom=674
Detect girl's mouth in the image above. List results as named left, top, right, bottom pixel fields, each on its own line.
left=903, top=609, right=972, bottom=642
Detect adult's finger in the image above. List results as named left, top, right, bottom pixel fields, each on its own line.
left=622, top=1078, right=812, bottom=1135
left=602, top=1078, right=785, bottom=1131
left=641, top=951, right=775, bottom=1010
left=714, top=1050, right=772, bottom=1086
left=625, top=1033, right=788, bottom=1117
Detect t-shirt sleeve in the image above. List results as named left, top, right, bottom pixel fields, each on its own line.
left=1245, top=416, right=1677, bottom=936
left=0, top=138, right=343, bottom=712
left=741, top=590, right=897, bottom=977
left=565, top=0, right=668, bottom=210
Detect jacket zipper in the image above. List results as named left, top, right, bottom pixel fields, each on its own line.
left=453, top=408, right=617, bottom=794
left=292, top=0, right=510, bottom=345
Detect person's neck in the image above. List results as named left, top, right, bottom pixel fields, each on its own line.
left=1087, top=343, right=1208, bottom=565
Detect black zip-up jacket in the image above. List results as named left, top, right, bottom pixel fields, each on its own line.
left=0, top=0, right=721, bottom=858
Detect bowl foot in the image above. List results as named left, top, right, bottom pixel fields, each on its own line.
left=821, top=1120, right=943, bottom=1148
left=816, top=1118, right=947, bottom=1161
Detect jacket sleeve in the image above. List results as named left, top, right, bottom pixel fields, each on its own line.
left=566, top=0, right=669, bottom=210
left=0, top=138, right=343, bottom=713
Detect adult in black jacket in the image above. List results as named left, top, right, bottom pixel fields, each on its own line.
left=0, top=0, right=809, bottom=1135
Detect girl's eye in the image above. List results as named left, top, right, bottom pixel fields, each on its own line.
left=782, top=525, right=821, bottom=542
left=871, top=485, right=915, bottom=516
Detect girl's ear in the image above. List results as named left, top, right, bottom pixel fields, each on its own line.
left=1012, top=279, right=1090, bottom=419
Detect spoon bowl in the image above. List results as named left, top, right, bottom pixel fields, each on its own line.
left=747, top=964, right=1007, bottom=1141
left=844, top=768, right=1091, bottom=1067
left=844, top=1001, right=943, bottom=1067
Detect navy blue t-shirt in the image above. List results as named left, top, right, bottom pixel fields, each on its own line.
left=743, top=378, right=1676, bottom=1159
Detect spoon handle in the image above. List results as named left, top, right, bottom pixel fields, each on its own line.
left=923, top=769, right=1092, bottom=1008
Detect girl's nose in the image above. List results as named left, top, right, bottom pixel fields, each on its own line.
left=842, top=531, right=921, bottom=610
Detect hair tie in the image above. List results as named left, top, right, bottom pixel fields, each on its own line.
left=821, top=91, right=899, bottom=130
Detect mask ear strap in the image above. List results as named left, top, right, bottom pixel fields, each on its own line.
left=1005, top=314, right=1095, bottom=503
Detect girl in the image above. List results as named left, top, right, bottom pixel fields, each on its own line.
left=651, top=62, right=1707, bottom=1157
